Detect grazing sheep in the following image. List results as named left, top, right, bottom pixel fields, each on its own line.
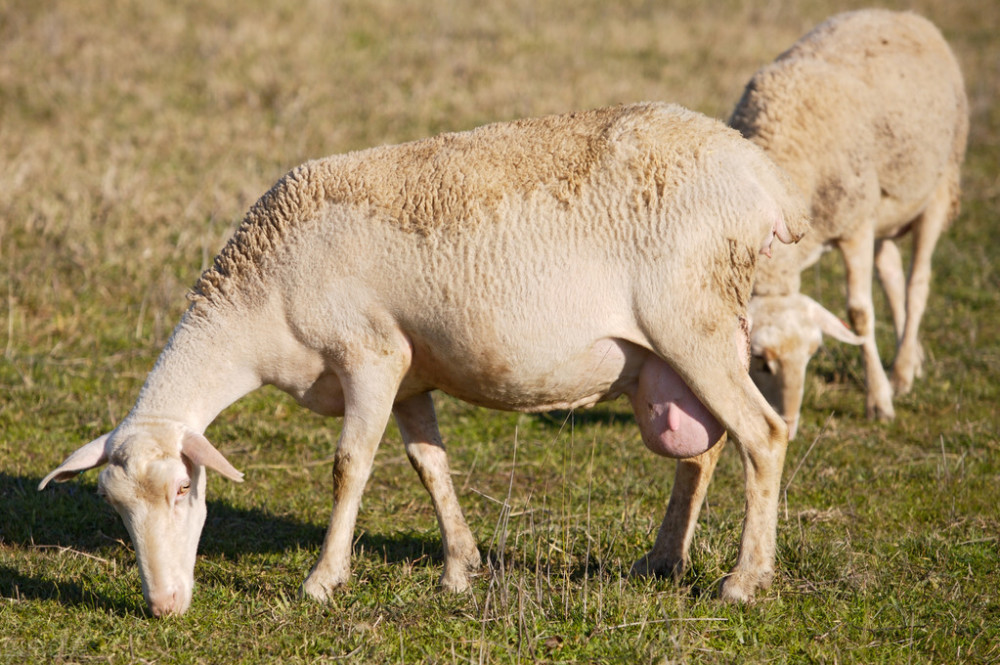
left=729, top=9, right=968, bottom=438
left=40, top=102, right=807, bottom=616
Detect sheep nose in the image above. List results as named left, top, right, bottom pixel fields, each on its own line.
left=148, top=587, right=182, bottom=617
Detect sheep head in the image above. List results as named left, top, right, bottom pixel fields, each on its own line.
left=748, top=293, right=863, bottom=439
left=39, top=419, right=243, bottom=617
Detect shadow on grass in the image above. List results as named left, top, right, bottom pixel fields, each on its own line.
left=1, top=471, right=446, bottom=608
left=532, top=404, right=636, bottom=430
left=478, top=546, right=718, bottom=601
left=4, top=467, right=719, bottom=610
left=2, top=471, right=433, bottom=558
left=0, top=565, right=148, bottom=616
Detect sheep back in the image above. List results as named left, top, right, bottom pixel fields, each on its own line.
left=192, top=102, right=806, bottom=315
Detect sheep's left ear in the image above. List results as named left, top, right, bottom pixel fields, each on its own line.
left=38, top=434, right=111, bottom=490
left=180, top=430, right=244, bottom=482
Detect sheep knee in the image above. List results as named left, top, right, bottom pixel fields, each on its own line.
left=847, top=306, right=870, bottom=336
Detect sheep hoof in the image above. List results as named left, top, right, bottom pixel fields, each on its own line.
left=891, top=362, right=921, bottom=396
left=892, top=344, right=925, bottom=396
left=892, top=373, right=914, bottom=396
left=439, top=570, right=473, bottom=593
left=439, top=548, right=481, bottom=593
left=866, top=401, right=896, bottom=421
left=629, top=552, right=685, bottom=581
left=866, top=386, right=896, bottom=420
left=718, top=568, right=773, bottom=602
left=300, top=570, right=349, bottom=603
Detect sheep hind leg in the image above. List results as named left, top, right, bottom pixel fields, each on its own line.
left=656, top=338, right=788, bottom=602
left=301, top=344, right=411, bottom=603
left=394, top=392, right=481, bottom=592
left=875, top=239, right=907, bottom=347
left=630, top=438, right=726, bottom=581
left=892, top=181, right=951, bottom=395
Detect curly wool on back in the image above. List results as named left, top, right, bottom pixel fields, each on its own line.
left=193, top=102, right=804, bottom=310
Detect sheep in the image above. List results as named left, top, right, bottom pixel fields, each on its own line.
left=729, top=9, right=969, bottom=439
left=39, top=101, right=807, bottom=616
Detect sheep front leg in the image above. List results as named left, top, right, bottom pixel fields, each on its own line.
left=394, top=392, right=481, bottom=592
left=631, top=438, right=726, bottom=580
left=302, top=351, right=409, bottom=602
left=840, top=229, right=895, bottom=420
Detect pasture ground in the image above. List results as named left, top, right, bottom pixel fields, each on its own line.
left=1, top=0, right=998, bottom=662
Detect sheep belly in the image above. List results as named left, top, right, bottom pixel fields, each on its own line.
left=404, top=336, right=645, bottom=413
left=628, top=356, right=725, bottom=458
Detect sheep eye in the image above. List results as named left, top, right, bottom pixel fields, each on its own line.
left=177, top=481, right=191, bottom=496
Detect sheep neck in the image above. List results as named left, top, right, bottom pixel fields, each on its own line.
left=124, top=303, right=264, bottom=434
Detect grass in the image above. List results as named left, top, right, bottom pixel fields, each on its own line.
left=2, top=0, right=999, bottom=662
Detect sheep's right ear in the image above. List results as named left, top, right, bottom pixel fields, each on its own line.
left=180, top=429, right=244, bottom=483
left=807, top=299, right=864, bottom=345
left=38, top=434, right=111, bottom=490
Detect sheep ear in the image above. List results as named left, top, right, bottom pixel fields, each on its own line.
left=38, top=434, right=111, bottom=490
left=808, top=299, right=864, bottom=345
left=180, top=430, right=244, bottom=483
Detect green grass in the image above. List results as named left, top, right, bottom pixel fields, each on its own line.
left=2, top=0, right=999, bottom=662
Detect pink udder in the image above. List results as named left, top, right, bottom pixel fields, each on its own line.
left=628, top=356, right=724, bottom=458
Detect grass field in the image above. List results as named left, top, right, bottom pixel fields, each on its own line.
left=1, top=0, right=998, bottom=662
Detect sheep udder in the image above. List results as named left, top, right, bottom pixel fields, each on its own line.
left=627, top=356, right=723, bottom=458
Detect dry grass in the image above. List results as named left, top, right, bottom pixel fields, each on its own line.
left=2, top=0, right=999, bottom=662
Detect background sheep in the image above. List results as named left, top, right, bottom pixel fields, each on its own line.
left=729, top=9, right=969, bottom=438
left=40, top=102, right=807, bottom=616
